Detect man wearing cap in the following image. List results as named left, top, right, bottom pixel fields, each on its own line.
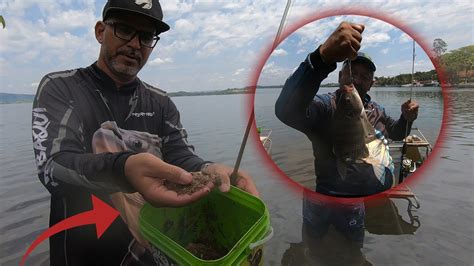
left=32, top=0, right=258, bottom=264
left=275, top=22, right=419, bottom=196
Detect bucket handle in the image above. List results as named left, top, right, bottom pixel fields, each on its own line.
left=248, top=226, right=274, bottom=250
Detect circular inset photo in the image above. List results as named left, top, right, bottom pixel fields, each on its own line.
left=253, top=14, right=445, bottom=199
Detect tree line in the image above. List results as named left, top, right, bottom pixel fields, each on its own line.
left=436, top=43, right=473, bottom=84
left=374, top=41, right=473, bottom=86
left=374, top=70, right=438, bottom=86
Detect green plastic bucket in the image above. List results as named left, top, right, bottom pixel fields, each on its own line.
left=139, top=186, right=273, bottom=265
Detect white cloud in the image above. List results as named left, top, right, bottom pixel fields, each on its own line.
left=261, top=62, right=276, bottom=74
left=297, top=48, right=307, bottom=54
left=286, top=15, right=394, bottom=52
left=1, top=17, right=96, bottom=63
left=0, top=0, right=472, bottom=93
left=233, top=68, right=246, bottom=76
left=148, top=57, right=173, bottom=66
left=384, top=59, right=434, bottom=75
left=399, top=33, right=411, bottom=43
left=174, top=19, right=197, bottom=34
left=260, top=61, right=291, bottom=85
left=197, top=40, right=223, bottom=57
left=46, top=9, right=96, bottom=31
left=291, top=17, right=338, bottom=49
left=364, top=32, right=391, bottom=46
left=158, top=1, right=194, bottom=20
left=272, top=48, right=288, bottom=56
left=222, top=2, right=245, bottom=10
left=1, top=0, right=58, bottom=17
left=158, top=1, right=287, bottom=59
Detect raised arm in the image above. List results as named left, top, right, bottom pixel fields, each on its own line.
left=275, top=22, right=365, bottom=134
left=275, top=48, right=336, bottom=133
left=385, top=99, right=419, bottom=140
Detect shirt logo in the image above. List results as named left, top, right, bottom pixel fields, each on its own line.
left=134, top=0, right=152, bottom=9
left=32, top=108, right=50, bottom=171
left=131, top=112, right=155, bottom=117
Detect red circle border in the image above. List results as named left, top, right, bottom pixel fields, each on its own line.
left=247, top=7, right=451, bottom=205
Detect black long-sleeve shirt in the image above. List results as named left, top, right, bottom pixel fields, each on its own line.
left=275, top=49, right=411, bottom=195
left=32, top=63, right=208, bottom=265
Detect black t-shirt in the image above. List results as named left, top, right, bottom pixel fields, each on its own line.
left=32, top=63, right=207, bottom=264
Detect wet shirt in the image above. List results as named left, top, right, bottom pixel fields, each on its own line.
left=32, top=63, right=208, bottom=265
left=275, top=48, right=410, bottom=196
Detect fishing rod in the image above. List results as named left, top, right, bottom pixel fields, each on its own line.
left=410, top=39, right=415, bottom=100
left=230, top=0, right=292, bottom=183
left=273, top=0, right=292, bottom=49
left=399, top=39, right=416, bottom=183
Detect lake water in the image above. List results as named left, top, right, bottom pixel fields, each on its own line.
left=0, top=87, right=473, bottom=265
left=255, top=87, right=444, bottom=188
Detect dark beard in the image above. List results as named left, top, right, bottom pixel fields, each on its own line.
left=106, top=47, right=143, bottom=78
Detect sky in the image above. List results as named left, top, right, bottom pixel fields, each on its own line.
left=0, top=0, right=473, bottom=94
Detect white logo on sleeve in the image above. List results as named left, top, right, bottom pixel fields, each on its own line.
left=32, top=108, right=50, bottom=171
left=134, top=0, right=152, bottom=9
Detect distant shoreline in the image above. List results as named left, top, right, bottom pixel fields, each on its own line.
left=1, top=85, right=472, bottom=104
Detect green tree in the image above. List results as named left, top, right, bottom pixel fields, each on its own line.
left=432, top=38, right=447, bottom=58
left=441, top=45, right=474, bottom=84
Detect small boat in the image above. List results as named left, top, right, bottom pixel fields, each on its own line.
left=401, top=81, right=423, bottom=87
left=388, top=127, right=432, bottom=183
left=422, top=80, right=439, bottom=87
left=382, top=127, right=432, bottom=214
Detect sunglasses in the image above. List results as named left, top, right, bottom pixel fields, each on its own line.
left=104, top=21, right=160, bottom=48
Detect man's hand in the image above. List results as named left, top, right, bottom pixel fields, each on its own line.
left=124, top=153, right=214, bottom=208
left=401, top=99, right=419, bottom=122
left=202, top=163, right=260, bottom=197
left=320, top=22, right=365, bottom=64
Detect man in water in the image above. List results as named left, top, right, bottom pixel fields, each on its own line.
left=275, top=22, right=419, bottom=196
left=31, top=0, right=258, bottom=264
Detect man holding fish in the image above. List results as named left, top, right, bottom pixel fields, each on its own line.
left=276, top=22, right=419, bottom=197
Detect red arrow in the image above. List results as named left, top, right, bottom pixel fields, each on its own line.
left=20, top=195, right=119, bottom=266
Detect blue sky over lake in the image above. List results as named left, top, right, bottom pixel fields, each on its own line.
left=1, top=0, right=472, bottom=94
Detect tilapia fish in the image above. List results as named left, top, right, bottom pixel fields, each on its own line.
left=331, top=84, right=392, bottom=183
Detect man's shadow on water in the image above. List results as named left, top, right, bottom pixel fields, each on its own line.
left=281, top=194, right=420, bottom=266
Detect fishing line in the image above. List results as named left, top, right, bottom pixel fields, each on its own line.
left=404, top=39, right=416, bottom=140
left=400, top=39, right=416, bottom=183
left=230, top=0, right=293, bottom=182
left=410, top=39, right=415, bottom=101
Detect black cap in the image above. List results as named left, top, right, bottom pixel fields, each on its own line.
left=102, top=0, right=170, bottom=33
left=343, top=52, right=377, bottom=72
